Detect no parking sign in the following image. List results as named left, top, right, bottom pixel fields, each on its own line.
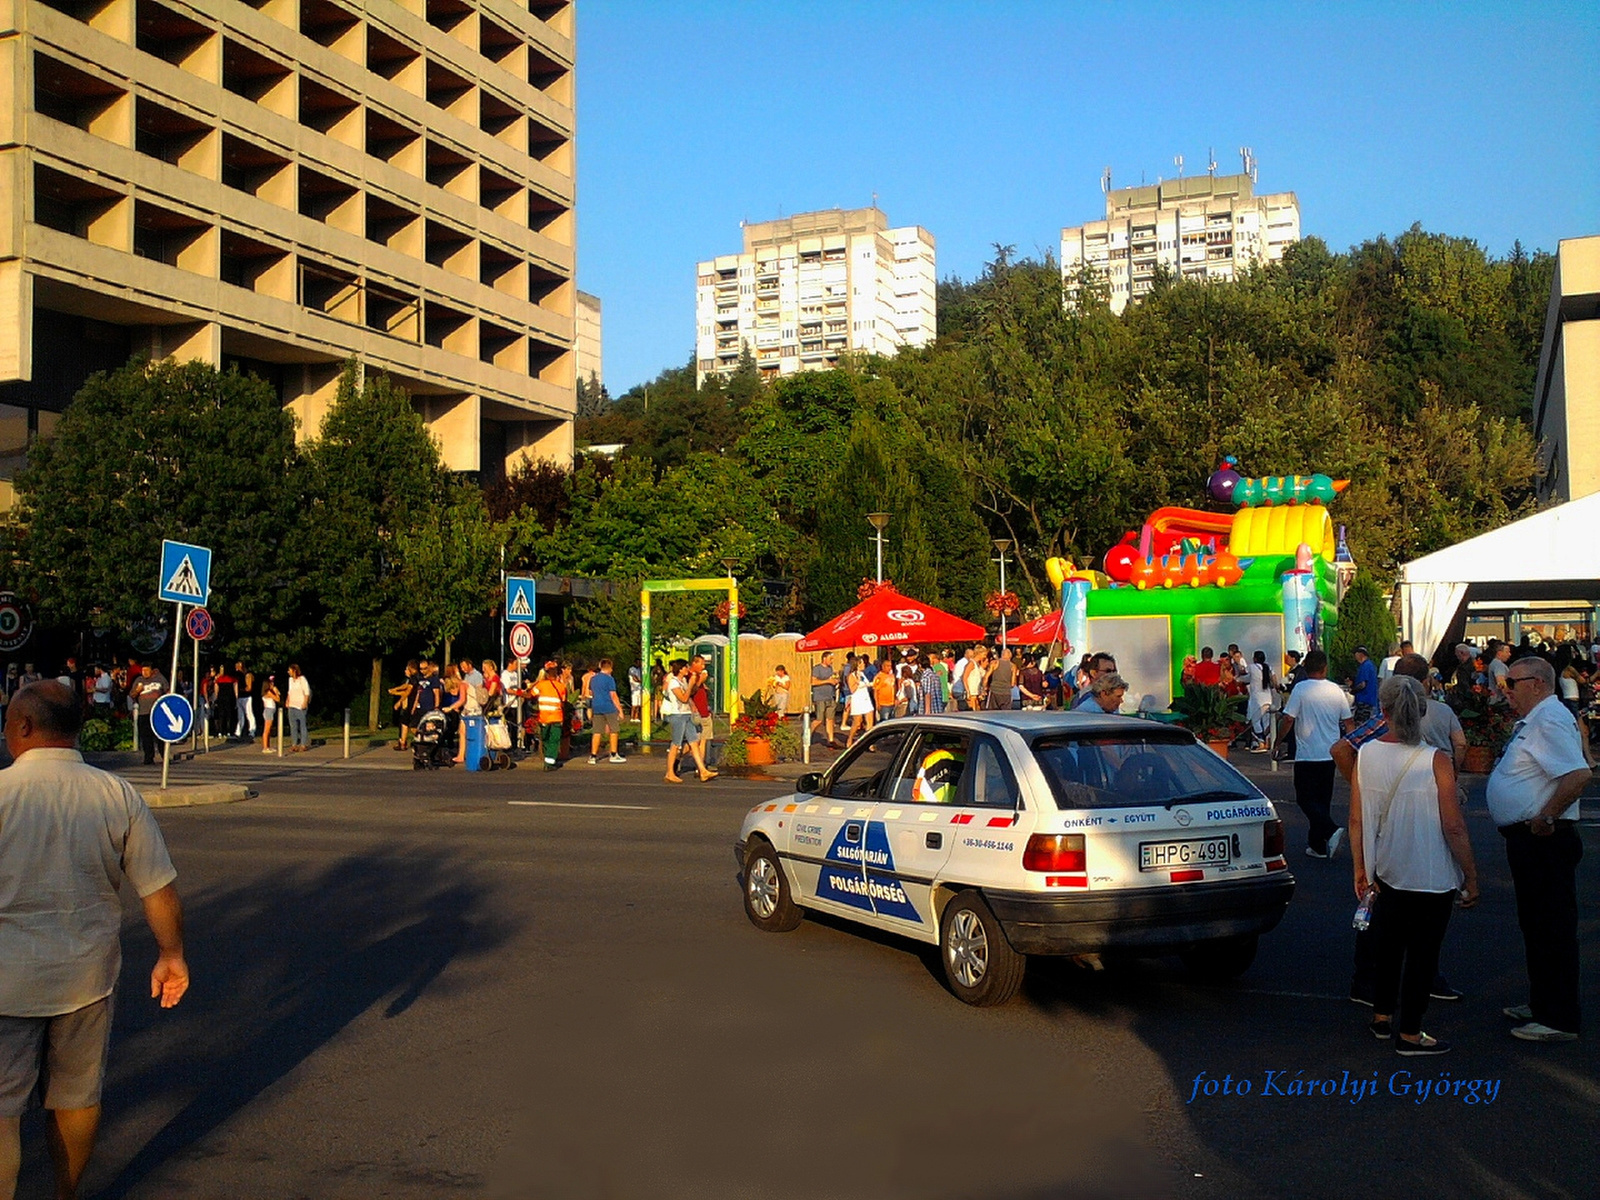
left=185, top=606, right=214, bottom=641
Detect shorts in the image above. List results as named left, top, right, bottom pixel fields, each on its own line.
left=0, top=994, right=114, bottom=1115
left=813, top=698, right=837, bottom=722
left=592, top=710, right=620, bottom=736
left=668, top=712, right=697, bottom=748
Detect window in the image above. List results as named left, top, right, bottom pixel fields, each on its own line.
left=968, top=739, right=1018, bottom=808
left=890, top=729, right=971, bottom=804
left=824, top=727, right=912, bottom=800
left=1031, top=732, right=1258, bottom=810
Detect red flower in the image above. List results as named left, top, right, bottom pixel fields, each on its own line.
left=984, top=590, right=1020, bottom=616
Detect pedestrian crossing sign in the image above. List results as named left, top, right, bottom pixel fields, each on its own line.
left=505, top=576, right=536, bottom=622
left=159, top=539, right=212, bottom=605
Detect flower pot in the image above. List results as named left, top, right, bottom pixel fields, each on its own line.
left=744, top=737, right=776, bottom=766
left=1207, top=739, right=1231, bottom=761
left=1462, top=745, right=1494, bottom=775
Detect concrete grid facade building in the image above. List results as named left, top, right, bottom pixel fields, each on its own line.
left=696, top=206, right=934, bottom=384
left=574, top=287, right=599, bottom=386
left=1061, top=173, right=1299, bottom=314
left=0, top=0, right=576, bottom=501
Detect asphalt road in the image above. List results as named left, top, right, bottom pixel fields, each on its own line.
left=15, top=745, right=1600, bottom=1199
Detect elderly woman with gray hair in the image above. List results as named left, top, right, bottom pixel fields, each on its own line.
left=1349, top=675, right=1480, bottom=1056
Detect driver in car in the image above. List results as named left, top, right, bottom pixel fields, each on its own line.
left=914, top=747, right=965, bottom=804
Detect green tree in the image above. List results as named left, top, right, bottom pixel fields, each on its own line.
left=1328, top=572, right=1397, bottom=682
left=396, top=478, right=504, bottom=657
left=296, top=365, right=452, bottom=727
left=14, top=358, right=305, bottom=662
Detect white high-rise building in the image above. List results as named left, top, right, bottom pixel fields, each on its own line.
left=1061, top=170, right=1300, bottom=314
left=696, top=207, right=935, bottom=383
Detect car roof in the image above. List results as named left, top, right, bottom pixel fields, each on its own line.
left=892, top=711, right=1192, bottom=740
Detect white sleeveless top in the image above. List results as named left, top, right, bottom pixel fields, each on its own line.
left=1356, top=740, right=1462, bottom=893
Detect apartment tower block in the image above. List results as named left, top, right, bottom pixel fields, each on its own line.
left=696, top=206, right=935, bottom=384
left=0, top=0, right=576, bottom=501
left=1061, top=170, right=1299, bottom=314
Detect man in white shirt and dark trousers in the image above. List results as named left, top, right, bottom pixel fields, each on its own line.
left=1279, top=649, right=1354, bottom=859
left=1488, top=656, right=1591, bottom=1042
left=0, top=682, right=189, bottom=1199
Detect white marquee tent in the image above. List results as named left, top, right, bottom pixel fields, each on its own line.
left=1396, top=492, right=1600, bottom=661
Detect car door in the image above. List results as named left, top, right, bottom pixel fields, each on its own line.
left=787, top=725, right=914, bottom=922
left=865, top=727, right=972, bottom=939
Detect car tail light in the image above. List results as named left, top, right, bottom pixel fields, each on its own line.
left=1263, top=819, right=1286, bottom=868
left=1024, top=833, right=1085, bottom=873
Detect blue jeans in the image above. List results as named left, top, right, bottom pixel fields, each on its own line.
left=287, top=706, right=308, bottom=748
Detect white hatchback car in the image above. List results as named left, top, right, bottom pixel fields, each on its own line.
left=737, top=711, right=1295, bottom=1005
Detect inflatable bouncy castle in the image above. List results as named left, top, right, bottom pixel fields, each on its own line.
left=1036, top=459, right=1346, bottom=713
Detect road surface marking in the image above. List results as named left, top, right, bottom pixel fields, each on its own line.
left=507, top=800, right=654, bottom=811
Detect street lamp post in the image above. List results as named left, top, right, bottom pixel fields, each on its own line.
left=998, top=537, right=1011, bottom=643
left=866, top=512, right=891, bottom=584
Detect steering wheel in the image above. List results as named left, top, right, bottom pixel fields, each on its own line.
left=1113, top=752, right=1179, bottom=798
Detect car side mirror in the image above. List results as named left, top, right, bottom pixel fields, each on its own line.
left=797, top=772, right=822, bottom=795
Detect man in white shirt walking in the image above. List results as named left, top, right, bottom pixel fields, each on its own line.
left=1488, top=656, right=1591, bottom=1042
left=0, top=682, right=189, bottom=1200
left=1280, top=649, right=1353, bottom=859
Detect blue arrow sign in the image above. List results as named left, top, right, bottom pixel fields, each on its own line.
left=159, top=540, right=212, bottom=605
left=151, top=693, right=194, bottom=743
left=505, top=576, right=536, bottom=622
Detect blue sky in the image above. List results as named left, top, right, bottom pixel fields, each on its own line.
left=575, top=1, right=1600, bottom=393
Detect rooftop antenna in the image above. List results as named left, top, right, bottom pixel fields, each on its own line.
left=1208, top=147, right=1217, bottom=177
left=1100, top=166, right=1112, bottom=194
left=1238, top=146, right=1258, bottom=183
left=1174, top=153, right=1184, bottom=179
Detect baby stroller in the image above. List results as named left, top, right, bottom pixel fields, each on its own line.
left=412, top=709, right=451, bottom=770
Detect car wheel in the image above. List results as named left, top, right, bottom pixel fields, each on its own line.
left=940, top=891, right=1025, bottom=1006
left=1180, top=934, right=1258, bottom=981
left=742, top=840, right=803, bottom=932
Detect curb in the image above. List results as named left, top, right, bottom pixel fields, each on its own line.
left=141, top=783, right=253, bottom=808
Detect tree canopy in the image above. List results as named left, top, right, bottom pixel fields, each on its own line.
left=557, top=225, right=1547, bottom=628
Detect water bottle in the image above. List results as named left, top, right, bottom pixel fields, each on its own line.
left=1352, top=888, right=1377, bottom=932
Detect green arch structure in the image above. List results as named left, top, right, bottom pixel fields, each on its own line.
left=640, top=578, right=740, bottom=744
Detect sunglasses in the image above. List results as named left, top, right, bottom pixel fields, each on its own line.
left=1505, top=676, right=1540, bottom=688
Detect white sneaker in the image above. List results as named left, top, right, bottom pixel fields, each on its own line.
left=1326, top=828, right=1346, bottom=859
left=608, top=754, right=626, bottom=763
left=1502, top=1004, right=1534, bottom=1021
left=1510, top=1021, right=1577, bottom=1043
left=586, top=755, right=598, bottom=765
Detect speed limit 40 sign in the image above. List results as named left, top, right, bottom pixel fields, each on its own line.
left=508, top=621, right=534, bottom=660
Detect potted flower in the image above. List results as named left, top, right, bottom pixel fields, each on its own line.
left=1456, top=700, right=1514, bottom=774
left=723, top=690, right=780, bottom=767
left=1171, top=683, right=1247, bottom=760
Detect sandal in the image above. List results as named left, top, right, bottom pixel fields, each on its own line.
left=1395, top=1032, right=1450, bottom=1056
left=699, top=770, right=718, bottom=781
left=665, top=773, right=684, bottom=783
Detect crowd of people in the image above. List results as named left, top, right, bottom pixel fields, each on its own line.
left=385, top=655, right=643, bottom=775
left=800, top=644, right=1133, bottom=749
left=0, top=656, right=315, bottom=762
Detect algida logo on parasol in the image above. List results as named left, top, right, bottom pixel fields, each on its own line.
left=0, top=592, right=33, bottom=653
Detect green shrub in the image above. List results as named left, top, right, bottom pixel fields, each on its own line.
left=770, top=720, right=802, bottom=762
left=79, top=718, right=116, bottom=753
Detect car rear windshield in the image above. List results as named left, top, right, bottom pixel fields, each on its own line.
left=1031, top=732, right=1262, bottom=811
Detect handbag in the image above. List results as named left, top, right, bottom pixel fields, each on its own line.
left=485, top=718, right=512, bottom=751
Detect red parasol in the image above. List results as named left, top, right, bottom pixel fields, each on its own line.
left=796, top=585, right=986, bottom=652
left=1006, top=609, right=1069, bottom=647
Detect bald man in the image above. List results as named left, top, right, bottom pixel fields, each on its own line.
left=0, top=682, right=189, bottom=1200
